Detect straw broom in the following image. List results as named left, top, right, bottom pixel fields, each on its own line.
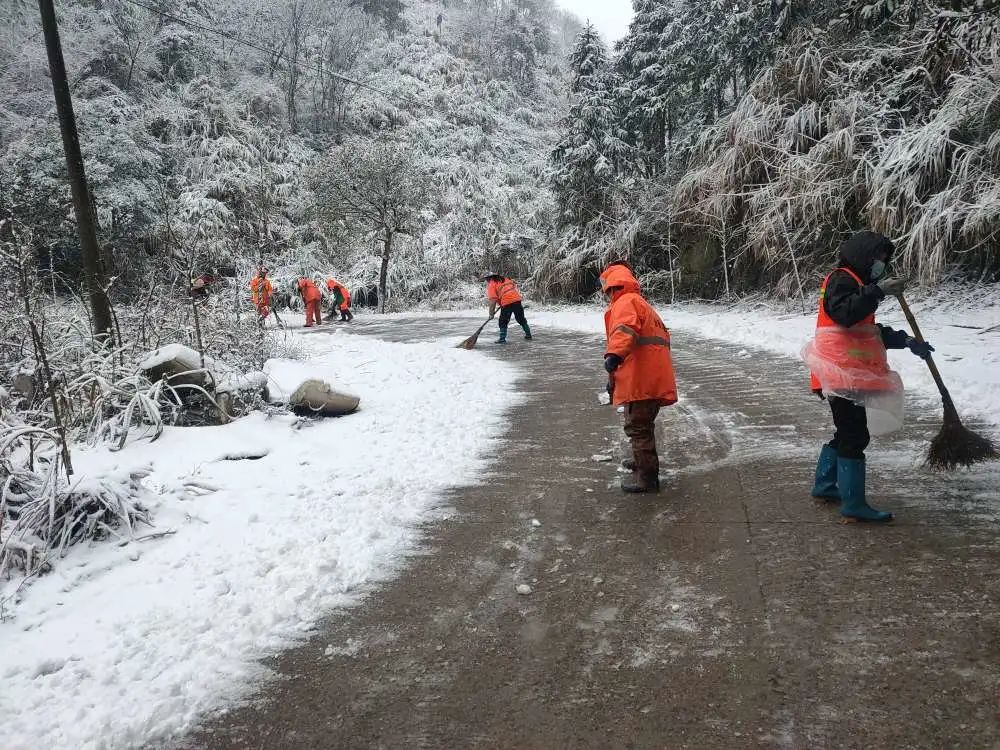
left=456, top=318, right=493, bottom=350
left=896, top=293, right=998, bottom=469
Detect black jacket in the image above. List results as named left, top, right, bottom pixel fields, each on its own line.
left=822, top=231, right=909, bottom=349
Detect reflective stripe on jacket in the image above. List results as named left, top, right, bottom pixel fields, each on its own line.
left=487, top=278, right=522, bottom=307
left=250, top=277, right=272, bottom=306
left=600, top=265, right=678, bottom=407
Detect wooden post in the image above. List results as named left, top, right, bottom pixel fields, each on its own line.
left=38, top=0, right=114, bottom=341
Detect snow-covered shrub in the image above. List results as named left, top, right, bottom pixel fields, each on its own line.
left=0, top=424, right=151, bottom=581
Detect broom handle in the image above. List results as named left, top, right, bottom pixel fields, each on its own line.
left=896, top=293, right=959, bottom=420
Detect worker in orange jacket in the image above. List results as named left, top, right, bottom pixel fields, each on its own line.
left=297, top=277, right=323, bottom=327
left=803, top=231, right=933, bottom=522
left=484, top=273, right=531, bottom=344
left=325, top=278, right=354, bottom=322
left=600, top=262, right=678, bottom=493
left=249, top=267, right=273, bottom=320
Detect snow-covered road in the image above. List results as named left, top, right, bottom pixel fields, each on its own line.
left=0, top=326, right=521, bottom=749
left=3, top=292, right=998, bottom=749
left=188, top=315, right=1000, bottom=749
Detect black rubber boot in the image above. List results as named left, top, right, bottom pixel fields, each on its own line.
left=621, top=472, right=659, bottom=494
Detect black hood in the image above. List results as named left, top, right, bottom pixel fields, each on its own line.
left=837, top=231, right=895, bottom=281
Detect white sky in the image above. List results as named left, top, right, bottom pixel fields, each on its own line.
left=556, top=0, right=634, bottom=44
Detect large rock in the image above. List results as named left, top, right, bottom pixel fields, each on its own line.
left=288, top=379, right=360, bottom=416
left=138, top=344, right=214, bottom=386
left=216, top=371, right=268, bottom=423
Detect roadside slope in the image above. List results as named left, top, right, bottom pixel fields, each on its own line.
left=0, top=328, right=519, bottom=749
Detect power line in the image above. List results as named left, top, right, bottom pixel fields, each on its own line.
left=117, top=0, right=419, bottom=107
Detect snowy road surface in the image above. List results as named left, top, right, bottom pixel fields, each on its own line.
left=185, top=315, right=1000, bottom=749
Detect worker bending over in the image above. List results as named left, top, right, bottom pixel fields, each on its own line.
left=325, top=278, right=354, bottom=322
left=484, top=273, right=531, bottom=344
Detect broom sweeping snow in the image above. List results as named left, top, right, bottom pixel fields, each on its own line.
left=897, top=293, right=998, bottom=469
left=456, top=318, right=493, bottom=350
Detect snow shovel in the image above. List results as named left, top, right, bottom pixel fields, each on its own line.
left=456, top=318, right=493, bottom=350
left=896, top=293, right=998, bottom=469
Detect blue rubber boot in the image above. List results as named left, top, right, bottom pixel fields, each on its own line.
left=811, top=444, right=840, bottom=501
left=495, top=327, right=508, bottom=344
left=521, top=322, right=533, bottom=340
left=837, top=458, right=893, bottom=523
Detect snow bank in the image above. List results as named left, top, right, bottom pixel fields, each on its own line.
left=532, top=284, right=1000, bottom=426
left=0, top=329, right=520, bottom=749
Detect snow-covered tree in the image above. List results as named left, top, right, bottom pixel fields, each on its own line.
left=313, top=138, right=435, bottom=311
left=551, top=23, right=629, bottom=229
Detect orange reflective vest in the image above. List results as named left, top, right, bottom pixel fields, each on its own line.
left=808, top=267, right=892, bottom=392
left=487, top=278, right=522, bottom=307
left=250, top=276, right=272, bottom=307
left=600, top=265, right=678, bottom=407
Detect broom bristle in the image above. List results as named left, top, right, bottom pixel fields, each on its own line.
left=926, top=418, right=1000, bottom=470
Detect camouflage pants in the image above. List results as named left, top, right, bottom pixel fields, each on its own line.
left=624, top=400, right=660, bottom=477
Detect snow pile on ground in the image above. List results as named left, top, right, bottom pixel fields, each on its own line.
left=528, top=284, right=1000, bottom=427
left=0, top=329, right=519, bottom=749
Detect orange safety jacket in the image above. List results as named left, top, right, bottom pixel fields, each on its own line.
left=326, top=279, right=351, bottom=310
left=487, top=278, right=522, bottom=308
left=250, top=276, right=272, bottom=307
left=600, top=265, right=678, bottom=407
left=808, top=267, right=892, bottom=392
left=298, top=278, right=322, bottom=303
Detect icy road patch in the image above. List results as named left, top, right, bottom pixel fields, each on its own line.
left=0, top=328, right=520, bottom=749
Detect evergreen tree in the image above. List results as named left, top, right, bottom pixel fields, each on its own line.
left=350, top=0, right=407, bottom=36
left=613, top=1, right=686, bottom=174
left=551, top=23, right=630, bottom=229
left=614, top=1, right=785, bottom=174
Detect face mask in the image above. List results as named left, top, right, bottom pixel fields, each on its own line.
left=870, top=260, right=886, bottom=280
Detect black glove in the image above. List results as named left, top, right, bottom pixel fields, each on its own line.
left=906, top=337, right=934, bottom=360
left=877, top=277, right=906, bottom=297
left=606, top=379, right=614, bottom=400
left=604, top=354, right=623, bottom=373
left=813, top=388, right=826, bottom=401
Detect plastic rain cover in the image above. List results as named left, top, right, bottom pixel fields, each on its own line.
left=802, top=324, right=904, bottom=436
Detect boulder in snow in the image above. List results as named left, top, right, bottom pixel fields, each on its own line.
left=139, top=344, right=214, bottom=387
left=215, top=371, right=268, bottom=423
left=288, top=379, right=360, bottom=416
left=12, top=365, right=36, bottom=402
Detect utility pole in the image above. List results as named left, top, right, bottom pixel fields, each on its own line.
left=37, top=0, right=114, bottom=341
